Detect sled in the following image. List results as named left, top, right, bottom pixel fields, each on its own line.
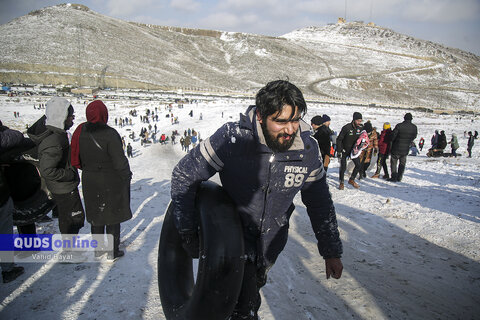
left=158, top=181, right=245, bottom=320
left=426, top=148, right=444, bottom=157
left=350, top=130, right=370, bottom=159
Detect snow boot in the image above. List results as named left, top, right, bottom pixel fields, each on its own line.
left=348, top=179, right=360, bottom=189
left=107, top=249, right=124, bottom=261
left=372, top=172, right=380, bottom=178
left=382, top=174, right=390, bottom=180
left=2, top=265, right=24, bottom=283
left=94, top=248, right=107, bottom=258
left=339, top=182, right=344, bottom=190
left=387, top=173, right=397, bottom=182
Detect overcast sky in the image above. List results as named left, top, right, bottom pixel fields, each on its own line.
left=1, top=0, right=479, bottom=56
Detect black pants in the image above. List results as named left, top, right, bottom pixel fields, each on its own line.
left=91, top=224, right=121, bottom=253
left=17, top=223, right=36, bottom=234
left=51, top=190, right=85, bottom=234
left=375, top=153, right=389, bottom=176
left=339, top=152, right=361, bottom=182
left=230, top=259, right=267, bottom=320
left=390, top=154, right=407, bottom=180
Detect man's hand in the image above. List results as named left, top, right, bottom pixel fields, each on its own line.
left=180, top=232, right=200, bottom=259
left=325, top=258, right=343, bottom=279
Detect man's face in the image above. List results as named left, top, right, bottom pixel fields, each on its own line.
left=64, top=113, right=75, bottom=130
left=324, top=120, right=331, bottom=127
left=258, top=104, right=301, bottom=152
left=354, top=119, right=363, bottom=127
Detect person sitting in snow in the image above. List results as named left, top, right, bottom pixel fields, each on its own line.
left=409, top=141, right=419, bottom=156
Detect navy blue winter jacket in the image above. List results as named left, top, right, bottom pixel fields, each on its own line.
left=171, top=106, right=343, bottom=269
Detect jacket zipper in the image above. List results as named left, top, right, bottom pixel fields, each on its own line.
left=260, top=153, right=275, bottom=234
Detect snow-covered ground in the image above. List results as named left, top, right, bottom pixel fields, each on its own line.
left=0, top=94, right=479, bottom=320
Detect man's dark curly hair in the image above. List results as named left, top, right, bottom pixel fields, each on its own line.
left=255, top=80, right=307, bottom=121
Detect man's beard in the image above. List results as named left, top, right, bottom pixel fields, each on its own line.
left=260, top=122, right=296, bottom=153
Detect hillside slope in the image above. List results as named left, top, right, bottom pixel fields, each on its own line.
left=0, top=4, right=479, bottom=111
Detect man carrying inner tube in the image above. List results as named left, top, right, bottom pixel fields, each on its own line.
left=171, top=80, right=343, bottom=319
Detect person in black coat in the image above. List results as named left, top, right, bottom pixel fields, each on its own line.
left=389, top=113, right=418, bottom=182
left=71, top=100, right=132, bottom=260
left=336, top=112, right=363, bottom=189
left=311, top=114, right=333, bottom=172
left=438, top=131, right=447, bottom=150
left=0, top=126, right=26, bottom=283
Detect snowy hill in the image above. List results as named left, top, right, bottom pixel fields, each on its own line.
left=0, top=4, right=480, bottom=111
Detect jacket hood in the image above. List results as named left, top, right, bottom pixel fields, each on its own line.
left=86, top=100, right=108, bottom=124
left=45, top=97, right=71, bottom=129
left=27, top=115, right=50, bottom=144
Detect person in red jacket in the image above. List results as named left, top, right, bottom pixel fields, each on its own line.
left=372, top=122, right=393, bottom=179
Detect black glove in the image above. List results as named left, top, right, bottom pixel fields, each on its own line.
left=180, top=231, right=200, bottom=259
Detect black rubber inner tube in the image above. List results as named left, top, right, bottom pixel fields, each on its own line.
left=158, top=181, right=245, bottom=320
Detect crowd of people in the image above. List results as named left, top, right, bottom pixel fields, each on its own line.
left=116, top=105, right=200, bottom=153
left=310, top=110, right=477, bottom=190
left=1, top=79, right=478, bottom=320
left=424, top=129, right=478, bottom=158
left=1, top=98, right=133, bottom=283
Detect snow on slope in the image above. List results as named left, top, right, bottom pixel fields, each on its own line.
left=0, top=94, right=479, bottom=319
left=1, top=4, right=480, bottom=110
